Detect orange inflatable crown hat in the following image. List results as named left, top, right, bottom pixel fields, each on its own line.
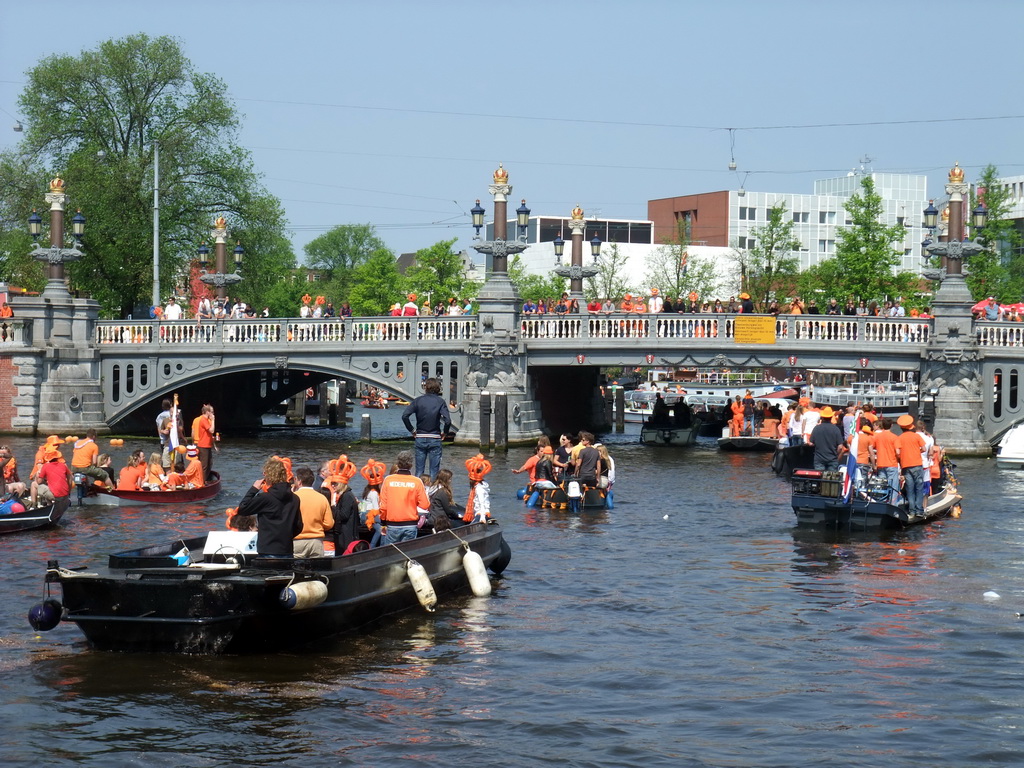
left=465, top=453, right=492, bottom=481
left=360, top=459, right=387, bottom=485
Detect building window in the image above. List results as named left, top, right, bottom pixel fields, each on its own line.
left=817, top=239, right=835, bottom=253
left=737, top=236, right=756, bottom=250
left=792, top=211, right=809, bottom=223
left=818, top=211, right=836, bottom=224
left=629, top=222, right=653, bottom=244
left=739, top=207, right=757, bottom=221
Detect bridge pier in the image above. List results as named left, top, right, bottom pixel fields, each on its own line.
left=920, top=272, right=990, bottom=455
left=6, top=294, right=107, bottom=435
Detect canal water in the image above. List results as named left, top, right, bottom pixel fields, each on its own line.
left=1, top=408, right=1022, bottom=767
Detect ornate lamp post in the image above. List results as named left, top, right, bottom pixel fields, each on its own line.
left=553, top=205, right=601, bottom=306
left=922, top=163, right=985, bottom=282
left=472, top=163, right=530, bottom=275
left=28, top=177, right=85, bottom=297
left=197, top=216, right=243, bottom=299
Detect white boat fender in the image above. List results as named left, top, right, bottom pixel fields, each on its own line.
left=463, top=549, right=492, bottom=597
left=407, top=559, right=437, bottom=612
left=566, top=480, right=582, bottom=499
left=984, top=591, right=1001, bottom=601
left=280, top=580, right=328, bottom=610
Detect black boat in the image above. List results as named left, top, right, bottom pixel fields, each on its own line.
left=32, top=521, right=511, bottom=654
left=0, top=498, right=68, bottom=535
left=790, top=468, right=962, bottom=531
left=771, top=442, right=814, bottom=476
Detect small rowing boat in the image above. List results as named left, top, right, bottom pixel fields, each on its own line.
left=93, top=472, right=222, bottom=505
left=0, top=498, right=69, bottom=535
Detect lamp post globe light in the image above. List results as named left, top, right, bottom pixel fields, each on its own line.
left=471, top=163, right=530, bottom=273
left=553, top=204, right=601, bottom=305
left=197, top=216, right=243, bottom=299
left=922, top=162, right=986, bottom=286
left=28, top=176, right=85, bottom=297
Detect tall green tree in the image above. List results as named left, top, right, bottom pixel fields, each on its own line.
left=347, top=249, right=404, bottom=316
left=736, top=202, right=801, bottom=308
left=585, top=242, right=634, bottom=302
left=3, top=34, right=293, bottom=317
left=969, top=164, right=1023, bottom=301
left=304, top=223, right=387, bottom=301
left=645, top=220, right=719, bottom=301
left=404, top=238, right=480, bottom=306
left=508, top=255, right=566, bottom=304
left=807, top=176, right=913, bottom=303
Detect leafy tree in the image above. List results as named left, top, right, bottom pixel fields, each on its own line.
left=2, top=34, right=294, bottom=317
left=808, top=176, right=912, bottom=303
left=508, top=255, right=566, bottom=304
left=644, top=220, right=719, bottom=301
left=585, top=242, right=634, bottom=302
left=969, top=164, right=1023, bottom=301
left=304, top=223, right=387, bottom=301
left=404, top=238, right=480, bottom=306
left=736, top=202, right=802, bottom=308
left=346, top=249, right=404, bottom=316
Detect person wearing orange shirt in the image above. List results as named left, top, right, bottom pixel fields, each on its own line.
left=192, top=404, right=216, bottom=483
left=895, top=414, right=927, bottom=517
left=379, top=450, right=429, bottom=546
left=730, top=396, right=744, bottom=437
left=71, top=429, right=114, bottom=490
left=116, top=451, right=147, bottom=491
left=0, top=302, right=13, bottom=318
left=167, top=446, right=205, bottom=489
left=868, top=417, right=900, bottom=505
left=850, top=424, right=873, bottom=490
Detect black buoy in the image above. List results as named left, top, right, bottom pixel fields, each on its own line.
left=28, top=598, right=63, bottom=631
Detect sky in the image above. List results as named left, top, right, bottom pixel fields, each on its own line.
left=2, top=0, right=1023, bottom=263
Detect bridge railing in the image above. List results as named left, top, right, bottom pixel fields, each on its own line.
left=95, top=316, right=478, bottom=345
left=0, top=319, right=27, bottom=345
left=521, top=313, right=931, bottom=344
left=976, top=321, right=1024, bottom=347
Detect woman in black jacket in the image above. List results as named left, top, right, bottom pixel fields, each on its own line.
left=428, top=469, right=463, bottom=528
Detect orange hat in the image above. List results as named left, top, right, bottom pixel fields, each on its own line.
left=360, top=459, right=387, bottom=485
left=689, top=291, right=699, bottom=302
left=860, top=424, right=873, bottom=434
left=45, top=435, right=64, bottom=445
left=540, top=446, right=553, bottom=455
left=739, top=292, right=750, bottom=300
left=897, top=414, right=915, bottom=428
left=819, top=406, right=835, bottom=419
left=186, top=445, right=199, bottom=457
left=798, top=397, right=810, bottom=407
left=650, top=288, right=659, bottom=295
left=336, top=459, right=357, bottom=484
left=407, top=293, right=417, bottom=301
left=43, top=448, right=61, bottom=462
left=465, top=453, right=492, bottom=481
left=623, top=293, right=632, bottom=300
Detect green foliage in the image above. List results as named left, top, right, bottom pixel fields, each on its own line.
left=3, top=34, right=294, bottom=317
left=303, top=223, right=387, bottom=300
left=585, top=242, right=634, bottom=302
left=968, top=164, right=1024, bottom=301
left=645, top=220, right=719, bottom=300
left=260, top=277, right=310, bottom=318
left=347, top=249, right=405, bottom=316
left=738, top=202, right=802, bottom=308
left=404, top=238, right=480, bottom=305
left=807, top=176, right=913, bottom=303
left=508, top=255, right=567, bottom=304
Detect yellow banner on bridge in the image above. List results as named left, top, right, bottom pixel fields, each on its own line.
left=733, top=316, right=777, bottom=344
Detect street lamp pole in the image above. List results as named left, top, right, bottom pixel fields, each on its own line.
left=28, top=177, right=84, bottom=297
left=198, top=216, right=243, bottom=299
left=152, top=140, right=160, bottom=310
left=553, top=205, right=601, bottom=306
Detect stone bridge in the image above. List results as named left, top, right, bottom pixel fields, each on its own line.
left=4, top=298, right=1024, bottom=451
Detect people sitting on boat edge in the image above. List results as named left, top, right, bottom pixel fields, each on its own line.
left=166, top=445, right=204, bottom=490
left=71, top=429, right=115, bottom=491
left=0, top=445, right=28, bottom=499
left=30, top=447, right=73, bottom=508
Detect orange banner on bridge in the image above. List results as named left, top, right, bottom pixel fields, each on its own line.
left=733, top=316, right=777, bottom=344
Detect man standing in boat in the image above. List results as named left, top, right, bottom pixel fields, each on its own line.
left=808, top=407, right=845, bottom=472
left=402, top=378, right=452, bottom=481
left=191, top=404, right=216, bottom=483
left=895, top=415, right=927, bottom=517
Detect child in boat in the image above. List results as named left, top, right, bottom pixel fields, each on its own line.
left=167, top=446, right=204, bottom=489
left=462, top=454, right=492, bottom=524
left=145, top=452, right=168, bottom=490
left=360, top=459, right=385, bottom=547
